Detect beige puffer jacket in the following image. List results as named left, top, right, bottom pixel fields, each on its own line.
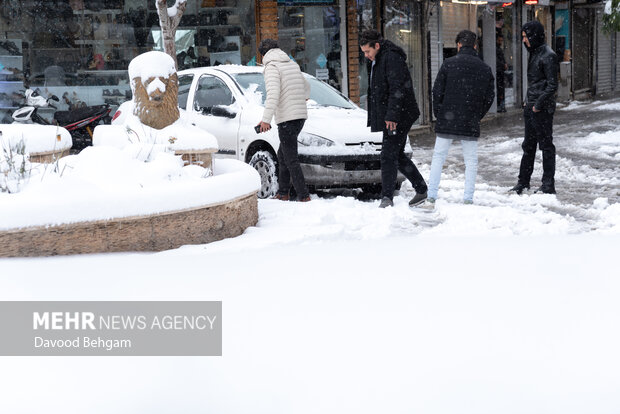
left=261, top=48, right=311, bottom=125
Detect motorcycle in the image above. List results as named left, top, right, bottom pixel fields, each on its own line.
left=12, top=88, right=111, bottom=151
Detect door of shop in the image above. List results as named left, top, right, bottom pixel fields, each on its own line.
left=572, top=6, right=595, bottom=97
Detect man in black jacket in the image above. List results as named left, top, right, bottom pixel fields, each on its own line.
left=360, top=30, right=427, bottom=208
left=428, top=30, right=494, bottom=205
left=511, top=21, right=559, bottom=195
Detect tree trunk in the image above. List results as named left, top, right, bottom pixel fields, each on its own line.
left=156, top=0, right=188, bottom=68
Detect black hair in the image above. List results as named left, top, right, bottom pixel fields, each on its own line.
left=258, top=39, right=278, bottom=56
left=455, top=30, right=477, bottom=48
left=359, top=29, right=383, bottom=47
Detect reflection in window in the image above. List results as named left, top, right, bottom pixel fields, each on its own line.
left=194, top=75, right=234, bottom=112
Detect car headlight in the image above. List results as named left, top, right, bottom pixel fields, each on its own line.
left=297, top=132, right=335, bottom=147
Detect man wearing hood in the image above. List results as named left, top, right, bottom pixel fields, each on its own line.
left=360, top=30, right=428, bottom=208
left=511, top=21, right=559, bottom=195
left=257, top=39, right=312, bottom=202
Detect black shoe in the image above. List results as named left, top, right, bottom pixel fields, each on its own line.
left=535, top=185, right=556, bottom=194
left=509, top=183, right=530, bottom=195
left=408, top=191, right=428, bottom=207
left=379, top=197, right=393, bottom=208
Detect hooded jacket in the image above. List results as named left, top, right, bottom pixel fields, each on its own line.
left=432, top=46, right=495, bottom=139
left=261, top=48, right=311, bottom=125
left=522, top=21, right=559, bottom=113
left=366, top=40, right=420, bottom=133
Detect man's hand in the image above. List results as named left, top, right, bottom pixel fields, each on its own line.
left=385, top=121, right=397, bottom=131
left=532, top=106, right=540, bottom=113
left=258, top=121, right=272, bottom=133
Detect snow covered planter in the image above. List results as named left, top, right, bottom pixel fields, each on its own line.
left=1, top=124, right=72, bottom=193
left=0, top=124, right=72, bottom=164
left=0, top=146, right=260, bottom=257
left=93, top=121, right=218, bottom=173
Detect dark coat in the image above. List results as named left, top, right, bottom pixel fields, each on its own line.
left=525, top=45, right=559, bottom=113
left=522, top=21, right=559, bottom=113
left=432, top=47, right=495, bottom=138
left=366, top=40, right=420, bottom=133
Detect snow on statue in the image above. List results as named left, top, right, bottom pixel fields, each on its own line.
left=95, top=51, right=217, bottom=165
left=129, top=51, right=180, bottom=129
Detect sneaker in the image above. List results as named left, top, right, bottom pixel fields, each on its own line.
left=298, top=195, right=311, bottom=202
left=408, top=191, right=428, bottom=207
left=509, top=183, right=530, bottom=195
left=272, top=193, right=290, bottom=201
left=534, top=185, right=556, bottom=194
left=417, top=198, right=436, bottom=210
left=463, top=200, right=473, bottom=205
left=379, top=197, right=394, bottom=208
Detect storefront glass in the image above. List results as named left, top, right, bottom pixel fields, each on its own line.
left=0, top=0, right=256, bottom=122
left=496, top=3, right=517, bottom=110
left=277, top=3, right=342, bottom=91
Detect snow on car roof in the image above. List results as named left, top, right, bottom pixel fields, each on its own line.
left=178, top=65, right=264, bottom=77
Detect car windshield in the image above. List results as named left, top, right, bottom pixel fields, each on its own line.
left=231, top=72, right=356, bottom=109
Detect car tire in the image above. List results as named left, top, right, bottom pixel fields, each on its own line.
left=248, top=150, right=279, bottom=199
left=360, top=183, right=382, bottom=195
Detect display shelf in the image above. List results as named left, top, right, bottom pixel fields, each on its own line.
left=74, top=40, right=124, bottom=45
left=72, top=9, right=123, bottom=15
left=199, top=6, right=237, bottom=10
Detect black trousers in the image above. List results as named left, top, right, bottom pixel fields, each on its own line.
left=496, top=71, right=505, bottom=108
left=381, top=125, right=427, bottom=199
left=518, top=107, right=555, bottom=187
left=277, top=119, right=309, bottom=200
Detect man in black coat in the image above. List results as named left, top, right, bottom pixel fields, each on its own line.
left=510, top=21, right=559, bottom=195
left=428, top=30, right=495, bottom=205
left=360, top=29, right=427, bottom=208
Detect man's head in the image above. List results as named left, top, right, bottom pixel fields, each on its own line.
left=258, top=39, right=279, bottom=56
left=496, top=33, right=504, bottom=47
left=521, top=21, right=545, bottom=51
left=455, top=30, right=477, bottom=51
left=359, top=30, right=382, bottom=62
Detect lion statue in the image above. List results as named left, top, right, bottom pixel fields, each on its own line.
left=128, top=51, right=180, bottom=130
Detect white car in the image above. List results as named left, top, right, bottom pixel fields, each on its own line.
left=114, top=65, right=411, bottom=198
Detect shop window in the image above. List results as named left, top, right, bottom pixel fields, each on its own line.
left=0, top=0, right=256, bottom=122
left=277, top=4, right=342, bottom=91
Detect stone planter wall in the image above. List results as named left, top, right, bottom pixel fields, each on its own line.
left=0, top=193, right=257, bottom=257
left=29, top=148, right=70, bottom=164
left=175, top=148, right=216, bottom=171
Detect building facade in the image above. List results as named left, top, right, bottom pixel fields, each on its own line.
left=1, top=0, right=618, bottom=126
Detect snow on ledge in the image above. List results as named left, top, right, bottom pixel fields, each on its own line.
left=0, top=124, right=72, bottom=154
left=0, top=146, right=260, bottom=230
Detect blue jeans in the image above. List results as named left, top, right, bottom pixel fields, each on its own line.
left=427, top=135, right=478, bottom=202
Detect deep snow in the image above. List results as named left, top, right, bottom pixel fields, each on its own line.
left=0, top=97, right=619, bottom=414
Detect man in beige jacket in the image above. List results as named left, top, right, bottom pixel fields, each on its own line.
left=257, top=39, right=311, bottom=202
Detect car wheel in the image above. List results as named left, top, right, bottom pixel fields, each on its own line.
left=248, top=150, right=279, bottom=199
left=360, top=183, right=382, bottom=195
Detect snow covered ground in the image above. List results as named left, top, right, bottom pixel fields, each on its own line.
left=0, top=98, right=619, bottom=414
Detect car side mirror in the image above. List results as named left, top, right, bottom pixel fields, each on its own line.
left=210, top=105, right=237, bottom=119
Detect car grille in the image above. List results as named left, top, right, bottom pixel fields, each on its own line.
left=344, top=160, right=381, bottom=171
